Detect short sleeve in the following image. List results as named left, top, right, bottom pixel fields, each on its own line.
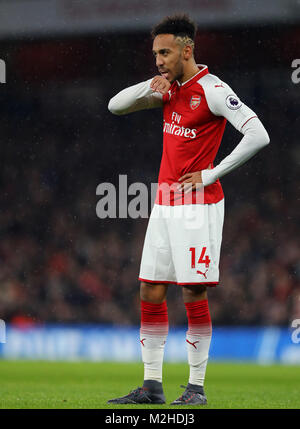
left=202, top=76, right=257, bottom=133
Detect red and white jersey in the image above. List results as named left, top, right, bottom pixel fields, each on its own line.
left=157, top=65, right=257, bottom=205
left=108, top=65, right=269, bottom=206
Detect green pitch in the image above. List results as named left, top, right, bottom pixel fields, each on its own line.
left=0, top=360, right=299, bottom=409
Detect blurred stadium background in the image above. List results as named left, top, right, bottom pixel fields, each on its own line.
left=0, top=0, right=299, bottom=364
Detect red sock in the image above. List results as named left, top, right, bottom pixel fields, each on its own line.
left=185, top=299, right=212, bottom=337
left=140, top=300, right=169, bottom=336
left=185, top=299, right=212, bottom=387
left=140, top=300, right=169, bottom=382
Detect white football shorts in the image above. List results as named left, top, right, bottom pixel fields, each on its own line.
left=138, top=199, right=224, bottom=286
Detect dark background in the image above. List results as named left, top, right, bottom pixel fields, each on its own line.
left=0, top=22, right=299, bottom=328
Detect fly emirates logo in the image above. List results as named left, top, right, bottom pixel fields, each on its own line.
left=163, top=111, right=197, bottom=139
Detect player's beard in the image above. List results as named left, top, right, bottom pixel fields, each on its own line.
left=170, top=59, right=184, bottom=83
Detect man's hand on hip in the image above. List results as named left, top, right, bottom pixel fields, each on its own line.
left=177, top=164, right=213, bottom=193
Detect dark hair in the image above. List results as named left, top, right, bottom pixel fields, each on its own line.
left=151, top=14, right=197, bottom=40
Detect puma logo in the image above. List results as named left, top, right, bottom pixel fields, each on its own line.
left=197, top=269, right=208, bottom=279
left=140, top=338, right=146, bottom=347
left=186, top=339, right=199, bottom=349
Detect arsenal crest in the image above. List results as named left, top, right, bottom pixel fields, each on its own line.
left=190, top=95, right=201, bottom=110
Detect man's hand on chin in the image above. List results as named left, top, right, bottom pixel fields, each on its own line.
left=150, top=76, right=171, bottom=95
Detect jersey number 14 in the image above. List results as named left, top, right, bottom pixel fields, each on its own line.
left=189, top=247, right=211, bottom=269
